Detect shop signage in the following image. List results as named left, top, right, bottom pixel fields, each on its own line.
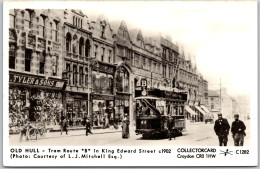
left=9, top=73, right=64, bottom=88
left=15, top=29, right=60, bottom=53
left=93, top=94, right=114, bottom=101
left=93, top=63, right=115, bottom=74
left=140, top=78, right=147, bottom=96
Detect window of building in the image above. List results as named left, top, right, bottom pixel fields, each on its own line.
left=72, top=35, right=78, bottom=54
left=9, top=43, right=16, bottom=69
left=101, top=25, right=105, bottom=38
left=66, top=33, right=72, bottom=52
left=148, top=59, right=151, bottom=71
left=211, top=97, right=214, bottom=101
left=162, top=64, right=166, bottom=77
left=24, top=10, right=31, bottom=29
left=66, top=63, right=71, bottom=85
left=25, top=49, right=32, bottom=72
left=73, top=65, right=77, bottom=85
left=118, top=46, right=124, bottom=57
left=141, top=56, right=145, bottom=69
left=101, top=47, right=105, bottom=61
left=157, top=63, right=160, bottom=74
left=94, top=45, right=98, bottom=58
left=79, top=37, right=84, bottom=56
left=108, top=50, right=112, bottom=63
left=9, top=9, right=15, bottom=29
left=85, top=39, right=90, bottom=58
left=49, top=22, right=53, bottom=39
left=79, top=66, right=83, bottom=86
left=125, top=48, right=131, bottom=59
left=162, top=48, right=166, bottom=60
left=39, top=52, right=45, bottom=74
left=153, top=62, right=156, bottom=72
left=52, top=21, right=58, bottom=41
left=85, top=67, right=88, bottom=87
left=134, top=54, right=139, bottom=67
left=211, top=104, right=214, bottom=110
left=38, top=15, right=45, bottom=37
left=52, top=55, right=58, bottom=76
left=116, top=67, right=129, bottom=93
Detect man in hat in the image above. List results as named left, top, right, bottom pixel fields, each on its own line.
left=85, top=116, right=92, bottom=136
left=167, top=114, right=175, bottom=140
left=231, top=114, right=246, bottom=146
left=214, top=113, right=230, bottom=146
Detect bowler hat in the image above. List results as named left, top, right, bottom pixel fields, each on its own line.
left=218, top=113, right=222, bottom=116
left=234, top=114, right=239, bottom=118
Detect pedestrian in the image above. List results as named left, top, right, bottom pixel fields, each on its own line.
left=214, top=113, right=230, bottom=146
left=122, top=113, right=130, bottom=139
left=61, top=119, right=69, bottom=135
left=19, top=121, right=31, bottom=142
left=231, top=114, right=246, bottom=146
left=85, top=117, right=92, bottom=136
left=167, top=114, right=175, bottom=140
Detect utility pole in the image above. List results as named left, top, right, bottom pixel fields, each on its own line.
left=220, top=78, right=221, bottom=113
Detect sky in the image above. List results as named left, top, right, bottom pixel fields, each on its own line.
left=5, top=1, right=258, bottom=97
left=78, top=1, right=257, bottom=97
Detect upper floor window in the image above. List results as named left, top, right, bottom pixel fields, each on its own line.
left=25, top=49, right=32, bottom=72
left=73, top=65, right=77, bottom=85
left=72, top=35, right=78, bottom=54
left=85, top=67, right=88, bottom=87
left=134, top=54, right=139, bottom=67
left=118, top=46, right=124, bottom=57
left=38, top=16, right=45, bottom=37
left=39, top=52, right=45, bottom=74
left=79, top=66, right=83, bottom=86
left=162, top=48, right=166, bottom=60
left=9, top=9, right=15, bottom=29
left=79, top=37, right=84, bottom=56
left=66, top=33, right=72, bottom=52
left=52, top=55, right=58, bottom=76
left=141, top=56, right=145, bottom=69
left=108, top=50, right=112, bottom=63
left=24, top=10, right=32, bottom=29
left=94, top=45, right=98, bottom=58
left=66, top=63, right=71, bottom=85
left=101, top=47, right=105, bottom=61
left=85, top=39, right=90, bottom=58
left=101, top=25, right=105, bottom=38
left=52, top=21, right=58, bottom=41
left=9, top=43, right=16, bottom=69
left=148, top=59, right=151, bottom=71
left=49, top=22, right=53, bottom=39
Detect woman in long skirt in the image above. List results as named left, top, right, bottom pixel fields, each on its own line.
left=122, top=114, right=130, bottom=139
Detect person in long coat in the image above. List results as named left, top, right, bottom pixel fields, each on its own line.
left=214, top=113, right=230, bottom=146
left=85, top=117, right=92, bottom=136
left=231, top=114, right=246, bottom=146
left=122, top=114, right=130, bottom=139
left=167, top=115, right=175, bottom=140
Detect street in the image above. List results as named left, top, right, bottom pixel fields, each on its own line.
left=10, top=120, right=250, bottom=146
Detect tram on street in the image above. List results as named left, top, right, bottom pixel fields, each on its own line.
left=135, top=80, right=187, bottom=139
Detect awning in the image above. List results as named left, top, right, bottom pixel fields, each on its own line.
left=134, top=96, right=161, bottom=100
left=185, top=105, right=196, bottom=115
left=195, top=106, right=206, bottom=115
left=201, top=105, right=210, bottom=114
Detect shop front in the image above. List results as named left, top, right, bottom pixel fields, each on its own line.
left=92, top=62, right=116, bottom=129
left=64, top=93, right=88, bottom=126
left=9, top=71, right=65, bottom=133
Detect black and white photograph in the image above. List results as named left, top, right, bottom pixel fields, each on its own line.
left=3, top=0, right=258, bottom=167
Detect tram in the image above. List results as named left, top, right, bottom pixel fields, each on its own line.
left=135, top=86, right=187, bottom=139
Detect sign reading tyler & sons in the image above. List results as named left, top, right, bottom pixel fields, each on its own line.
left=9, top=72, right=65, bottom=88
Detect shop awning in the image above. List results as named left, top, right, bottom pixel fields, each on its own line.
left=195, top=106, right=206, bottom=115
left=185, top=105, right=196, bottom=115
left=201, top=105, right=210, bottom=114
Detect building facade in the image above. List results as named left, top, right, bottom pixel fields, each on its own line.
left=8, top=9, right=209, bottom=131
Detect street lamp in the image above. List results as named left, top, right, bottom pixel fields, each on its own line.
left=87, top=57, right=100, bottom=126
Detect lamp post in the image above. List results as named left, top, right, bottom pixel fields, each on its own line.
left=87, top=57, right=99, bottom=126
left=62, top=70, right=69, bottom=120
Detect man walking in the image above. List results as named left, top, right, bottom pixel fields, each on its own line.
left=85, top=117, right=92, bottom=136
left=167, top=114, right=175, bottom=140
left=231, top=114, right=246, bottom=146
left=214, top=113, right=230, bottom=146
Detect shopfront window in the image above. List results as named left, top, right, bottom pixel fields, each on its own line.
left=93, top=100, right=114, bottom=128
left=93, top=71, right=113, bottom=95
left=115, top=67, right=129, bottom=93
